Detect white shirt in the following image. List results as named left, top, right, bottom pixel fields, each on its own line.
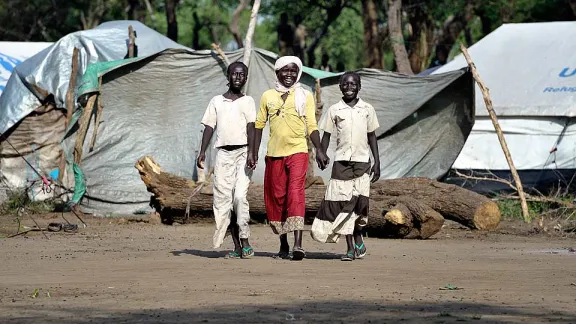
left=201, top=95, right=256, bottom=148
left=319, top=98, right=379, bottom=163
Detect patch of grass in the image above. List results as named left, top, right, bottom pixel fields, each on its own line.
left=496, top=196, right=575, bottom=221
left=0, top=189, right=57, bottom=215
left=438, top=311, right=452, bottom=317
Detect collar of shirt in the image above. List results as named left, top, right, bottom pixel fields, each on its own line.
left=337, top=97, right=369, bottom=110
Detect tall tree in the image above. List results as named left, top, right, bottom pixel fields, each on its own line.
left=361, top=0, right=383, bottom=69
left=165, top=0, right=178, bottom=42
left=387, top=0, right=413, bottom=74
left=406, top=1, right=434, bottom=73
left=229, top=0, right=250, bottom=48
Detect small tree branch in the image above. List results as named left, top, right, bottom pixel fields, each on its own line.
left=459, top=43, right=530, bottom=223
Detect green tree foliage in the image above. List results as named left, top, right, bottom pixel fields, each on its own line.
left=0, top=0, right=573, bottom=70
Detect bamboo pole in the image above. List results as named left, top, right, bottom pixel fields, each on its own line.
left=57, top=47, right=80, bottom=188
left=459, top=43, right=530, bottom=222
left=242, top=0, right=261, bottom=67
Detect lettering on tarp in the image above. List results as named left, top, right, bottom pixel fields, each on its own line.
left=542, top=67, right=576, bottom=93
left=559, top=67, right=576, bottom=78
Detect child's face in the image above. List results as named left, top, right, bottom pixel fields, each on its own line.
left=228, top=65, right=247, bottom=90
left=340, top=75, right=360, bottom=101
left=277, top=64, right=299, bottom=88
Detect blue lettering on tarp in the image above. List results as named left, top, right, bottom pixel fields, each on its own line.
left=559, top=67, right=576, bottom=78
left=543, top=86, right=576, bottom=93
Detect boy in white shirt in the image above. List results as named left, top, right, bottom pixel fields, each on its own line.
left=197, top=62, right=257, bottom=259
left=310, top=71, right=381, bottom=261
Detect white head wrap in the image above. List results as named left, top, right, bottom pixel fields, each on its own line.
left=274, top=56, right=306, bottom=116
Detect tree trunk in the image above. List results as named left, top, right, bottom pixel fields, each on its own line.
left=165, top=0, right=178, bottom=42
left=407, top=4, right=433, bottom=74
left=387, top=0, right=413, bottom=75
left=368, top=196, right=445, bottom=239
left=306, top=0, right=345, bottom=68
left=570, top=0, right=576, bottom=17
left=361, top=0, right=383, bottom=69
left=229, top=0, right=249, bottom=48
left=242, top=0, right=261, bottom=67
left=134, top=157, right=501, bottom=235
left=370, top=178, right=501, bottom=230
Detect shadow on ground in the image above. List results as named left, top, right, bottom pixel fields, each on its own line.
left=2, top=300, right=575, bottom=323
left=170, top=249, right=342, bottom=260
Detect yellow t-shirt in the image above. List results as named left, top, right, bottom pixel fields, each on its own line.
left=255, top=88, right=318, bottom=157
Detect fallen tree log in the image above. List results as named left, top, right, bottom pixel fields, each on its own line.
left=370, top=178, right=501, bottom=230
left=135, top=156, right=500, bottom=238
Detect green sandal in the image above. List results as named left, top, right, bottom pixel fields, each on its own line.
left=341, top=252, right=355, bottom=261
left=241, top=247, right=254, bottom=259
left=225, top=251, right=241, bottom=259
left=355, top=242, right=367, bottom=259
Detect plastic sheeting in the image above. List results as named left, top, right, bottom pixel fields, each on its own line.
left=433, top=22, right=576, bottom=117
left=432, top=22, right=576, bottom=178
left=61, top=49, right=473, bottom=214
left=0, top=20, right=190, bottom=135
left=0, top=42, right=53, bottom=96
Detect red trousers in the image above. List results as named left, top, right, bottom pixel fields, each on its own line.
left=264, top=153, right=308, bottom=234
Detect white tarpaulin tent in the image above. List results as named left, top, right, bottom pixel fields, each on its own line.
left=433, top=21, right=576, bottom=192
left=0, top=42, right=53, bottom=96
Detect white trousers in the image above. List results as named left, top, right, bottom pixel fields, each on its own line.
left=212, top=146, right=252, bottom=249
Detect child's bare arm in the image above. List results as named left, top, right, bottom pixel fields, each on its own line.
left=367, top=131, right=380, bottom=183
left=197, top=126, right=213, bottom=169
left=246, top=122, right=256, bottom=169
left=321, top=132, right=331, bottom=152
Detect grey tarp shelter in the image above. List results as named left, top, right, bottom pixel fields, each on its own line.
left=0, top=20, right=474, bottom=214
left=0, top=21, right=190, bottom=201
left=433, top=22, right=576, bottom=193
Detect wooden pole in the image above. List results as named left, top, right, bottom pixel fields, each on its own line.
left=89, top=77, right=104, bottom=152
left=459, top=43, right=530, bottom=222
left=57, top=47, right=80, bottom=188
left=128, top=25, right=135, bottom=58
left=74, top=94, right=97, bottom=164
left=242, top=0, right=261, bottom=67
left=210, top=43, right=230, bottom=66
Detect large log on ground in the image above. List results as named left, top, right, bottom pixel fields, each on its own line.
left=370, top=178, right=500, bottom=230
left=135, top=156, right=499, bottom=235
left=367, top=197, right=445, bottom=239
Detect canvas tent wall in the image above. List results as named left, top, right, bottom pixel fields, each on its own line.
left=0, top=21, right=190, bottom=200
left=64, top=48, right=474, bottom=215
left=433, top=21, right=576, bottom=193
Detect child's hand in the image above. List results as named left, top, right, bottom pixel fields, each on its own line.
left=316, top=150, right=330, bottom=170
left=370, top=162, right=380, bottom=183
left=246, top=152, right=257, bottom=170
left=196, top=151, right=206, bottom=169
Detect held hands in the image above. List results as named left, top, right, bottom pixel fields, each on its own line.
left=246, top=151, right=258, bottom=170
left=370, top=162, right=380, bottom=183
left=196, top=151, right=206, bottom=169
left=316, top=149, right=330, bottom=170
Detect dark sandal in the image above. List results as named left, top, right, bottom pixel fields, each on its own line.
left=272, top=251, right=290, bottom=260
left=355, top=242, right=367, bottom=259
left=225, top=251, right=241, bottom=259
left=291, top=247, right=306, bottom=261
left=341, top=252, right=355, bottom=261
left=241, top=247, right=254, bottom=259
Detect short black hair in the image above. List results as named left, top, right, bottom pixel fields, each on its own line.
left=339, top=71, right=361, bottom=87
left=227, top=61, right=248, bottom=77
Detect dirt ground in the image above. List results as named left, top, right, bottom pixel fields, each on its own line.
left=0, top=213, right=575, bottom=324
